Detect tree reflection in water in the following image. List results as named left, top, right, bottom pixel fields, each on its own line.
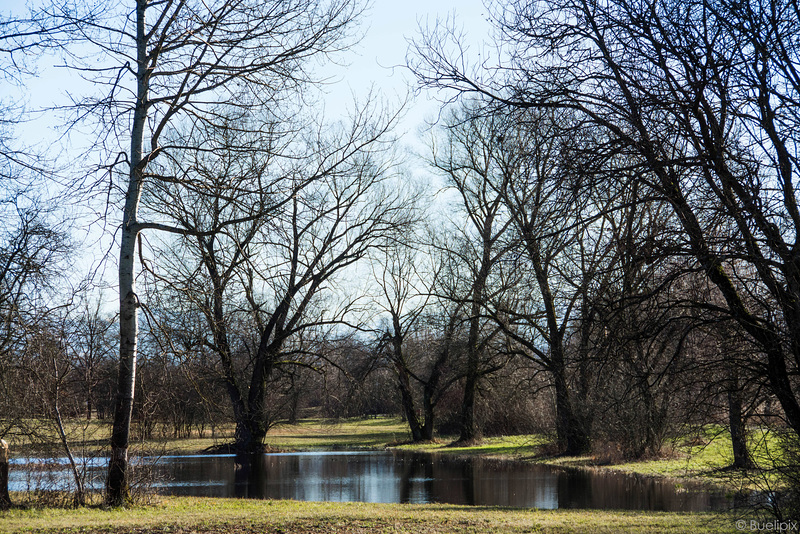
left=11, top=451, right=738, bottom=511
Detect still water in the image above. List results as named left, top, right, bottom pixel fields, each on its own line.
left=10, top=450, right=733, bottom=511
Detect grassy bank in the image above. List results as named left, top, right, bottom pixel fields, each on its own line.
left=264, top=417, right=411, bottom=451
left=5, top=418, right=412, bottom=458
left=0, top=496, right=743, bottom=533
left=392, top=425, right=782, bottom=491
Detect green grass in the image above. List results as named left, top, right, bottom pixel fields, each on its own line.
left=395, top=434, right=548, bottom=457
left=0, top=496, right=744, bottom=533
left=4, top=420, right=110, bottom=455
left=589, top=427, right=784, bottom=490
left=2, top=418, right=777, bottom=532
left=263, top=418, right=411, bottom=450
left=5, top=417, right=412, bottom=457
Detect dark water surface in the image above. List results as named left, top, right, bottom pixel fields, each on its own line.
left=10, top=450, right=734, bottom=511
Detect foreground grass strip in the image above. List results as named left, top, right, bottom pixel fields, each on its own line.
left=0, top=497, right=743, bottom=533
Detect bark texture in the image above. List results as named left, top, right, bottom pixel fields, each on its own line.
left=0, top=439, right=10, bottom=510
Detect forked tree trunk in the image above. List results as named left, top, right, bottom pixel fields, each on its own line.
left=553, top=366, right=590, bottom=456
left=528, top=237, right=590, bottom=456
left=420, top=344, right=449, bottom=441
left=458, top=252, right=491, bottom=444
left=398, top=372, right=423, bottom=442
left=391, top=330, right=423, bottom=442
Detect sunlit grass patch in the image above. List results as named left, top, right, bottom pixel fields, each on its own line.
left=0, top=496, right=743, bottom=533
left=389, top=424, right=785, bottom=492
left=264, top=417, right=411, bottom=450
left=574, top=425, right=784, bottom=490
left=396, top=433, right=548, bottom=458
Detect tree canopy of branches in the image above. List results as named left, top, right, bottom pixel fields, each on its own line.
left=410, top=0, right=800, bottom=444
left=4, top=0, right=367, bottom=504
left=142, top=105, right=415, bottom=453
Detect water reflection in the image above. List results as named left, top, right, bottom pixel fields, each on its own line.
left=10, top=451, right=734, bottom=511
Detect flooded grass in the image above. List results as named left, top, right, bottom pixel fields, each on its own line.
left=394, top=425, right=783, bottom=492
left=5, top=418, right=781, bottom=492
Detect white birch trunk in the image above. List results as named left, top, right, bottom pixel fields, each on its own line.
left=106, top=0, right=147, bottom=505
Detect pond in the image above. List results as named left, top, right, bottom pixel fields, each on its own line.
left=10, top=450, right=735, bottom=511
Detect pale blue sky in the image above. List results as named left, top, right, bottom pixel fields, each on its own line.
left=1, top=0, right=494, bottom=305
left=3, top=0, right=493, bottom=161
left=320, top=0, right=492, bottom=145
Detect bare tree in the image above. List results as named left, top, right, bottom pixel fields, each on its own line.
left=0, top=201, right=73, bottom=506
left=0, top=200, right=70, bottom=434
left=142, top=104, right=413, bottom=453
left=409, top=0, right=800, bottom=445
left=65, top=294, right=116, bottom=421
left=370, top=231, right=467, bottom=442
left=22, top=318, right=89, bottom=506
left=484, top=107, right=612, bottom=455
left=4, top=0, right=366, bottom=503
left=427, top=104, right=515, bottom=443
left=373, top=241, right=430, bottom=441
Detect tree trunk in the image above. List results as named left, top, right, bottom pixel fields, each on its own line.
left=527, top=237, right=590, bottom=456
left=421, top=344, right=449, bottom=441
left=458, top=363, right=479, bottom=443
left=458, top=259, right=490, bottom=444
left=553, top=366, right=589, bottom=456
left=236, top=338, right=280, bottom=454
left=107, top=0, right=147, bottom=505
left=728, top=369, right=754, bottom=469
left=52, top=361, right=86, bottom=506
left=288, top=374, right=300, bottom=425
left=235, top=377, right=271, bottom=454
left=205, top=252, right=258, bottom=454
left=107, top=227, right=140, bottom=506
left=234, top=418, right=266, bottom=455
left=391, top=331, right=423, bottom=442
left=420, top=403, right=435, bottom=441
left=398, top=372, right=423, bottom=442
left=0, top=439, right=10, bottom=510
left=729, top=389, right=753, bottom=469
